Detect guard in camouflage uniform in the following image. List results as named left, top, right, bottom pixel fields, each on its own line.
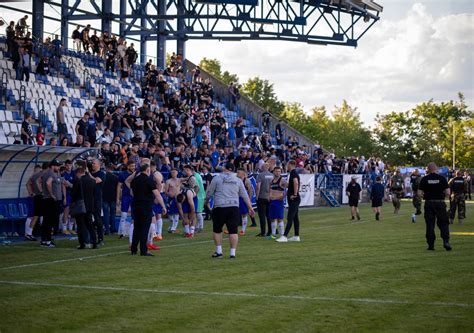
left=410, top=169, right=422, bottom=215
left=390, top=169, right=405, bottom=214
left=448, top=170, right=467, bottom=224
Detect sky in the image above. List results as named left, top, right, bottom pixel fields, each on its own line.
left=2, top=1, right=473, bottom=124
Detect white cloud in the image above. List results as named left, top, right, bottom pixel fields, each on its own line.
left=187, top=3, right=474, bottom=124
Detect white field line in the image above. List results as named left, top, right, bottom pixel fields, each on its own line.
left=0, top=280, right=472, bottom=308
left=0, top=239, right=214, bottom=271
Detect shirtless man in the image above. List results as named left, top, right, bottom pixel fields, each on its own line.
left=165, top=168, right=181, bottom=233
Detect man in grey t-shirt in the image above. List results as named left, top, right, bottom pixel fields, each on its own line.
left=205, top=163, right=254, bottom=259
left=40, top=159, right=65, bottom=247
left=256, top=163, right=273, bottom=237
left=57, top=98, right=68, bottom=141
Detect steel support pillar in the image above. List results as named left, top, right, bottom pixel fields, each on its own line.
left=32, top=0, right=44, bottom=41
left=176, top=0, right=186, bottom=69
left=157, top=0, right=167, bottom=69
left=102, top=0, right=112, bottom=33
left=140, top=12, right=147, bottom=64
left=119, top=0, right=127, bottom=37
left=60, top=0, right=69, bottom=49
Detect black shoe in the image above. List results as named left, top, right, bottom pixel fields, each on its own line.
left=255, top=233, right=265, bottom=237
left=427, top=246, right=434, bottom=251
left=25, top=235, right=37, bottom=241
left=415, top=210, right=422, bottom=215
left=211, top=252, right=223, bottom=258
left=250, top=224, right=257, bottom=227
left=41, top=241, right=56, bottom=248
left=443, top=241, right=452, bottom=251
left=119, top=234, right=124, bottom=239
left=230, top=255, right=236, bottom=259
left=375, top=213, right=380, bottom=221
left=77, top=245, right=85, bottom=249
left=140, top=253, right=154, bottom=256
left=92, top=244, right=98, bottom=249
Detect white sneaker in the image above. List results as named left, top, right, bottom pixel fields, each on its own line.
left=276, top=236, right=288, bottom=243
left=288, top=236, right=301, bottom=242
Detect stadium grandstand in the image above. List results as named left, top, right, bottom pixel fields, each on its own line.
left=0, top=0, right=385, bottom=240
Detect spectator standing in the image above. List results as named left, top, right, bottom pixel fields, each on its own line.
left=71, top=25, right=82, bottom=51
left=17, top=47, right=30, bottom=81
left=20, top=113, right=34, bottom=144
left=255, top=163, right=272, bottom=237
left=56, top=98, right=68, bottom=141
left=102, top=163, right=119, bottom=234
left=90, top=159, right=106, bottom=245
left=71, top=166, right=97, bottom=249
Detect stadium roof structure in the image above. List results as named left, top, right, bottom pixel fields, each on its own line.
left=0, top=0, right=382, bottom=68
left=0, top=145, right=98, bottom=199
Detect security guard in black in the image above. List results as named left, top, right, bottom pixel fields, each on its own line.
left=448, top=171, right=467, bottom=222
left=418, top=165, right=451, bottom=251
left=130, top=166, right=156, bottom=255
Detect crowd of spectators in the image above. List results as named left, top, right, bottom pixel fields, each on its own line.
left=6, top=17, right=388, bottom=180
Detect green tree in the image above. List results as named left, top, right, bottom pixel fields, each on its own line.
left=372, top=94, right=473, bottom=168
left=221, top=70, right=239, bottom=85
left=325, top=100, right=374, bottom=157
left=198, top=58, right=222, bottom=78
left=198, top=58, right=240, bottom=85
left=241, top=76, right=284, bottom=115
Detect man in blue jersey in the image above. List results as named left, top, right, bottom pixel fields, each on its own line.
left=61, top=160, right=75, bottom=234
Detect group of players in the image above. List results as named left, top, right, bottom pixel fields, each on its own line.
left=23, top=155, right=301, bottom=250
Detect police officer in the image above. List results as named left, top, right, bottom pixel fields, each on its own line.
left=390, top=169, right=404, bottom=214
left=205, top=163, right=255, bottom=259
left=418, top=162, right=451, bottom=251
left=130, top=163, right=162, bottom=256
left=410, top=169, right=422, bottom=216
left=448, top=170, right=467, bottom=224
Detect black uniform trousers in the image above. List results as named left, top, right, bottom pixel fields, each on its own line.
left=284, top=197, right=301, bottom=237
left=76, top=212, right=96, bottom=246
left=93, top=200, right=104, bottom=243
left=41, top=198, right=61, bottom=242
left=257, top=198, right=270, bottom=236
left=131, top=206, right=152, bottom=255
left=424, top=200, right=450, bottom=247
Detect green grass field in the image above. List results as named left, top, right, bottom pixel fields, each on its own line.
left=1, top=202, right=473, bottom=332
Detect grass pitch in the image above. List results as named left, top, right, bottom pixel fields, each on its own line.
left=1, top=202, right=473, bottom=332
